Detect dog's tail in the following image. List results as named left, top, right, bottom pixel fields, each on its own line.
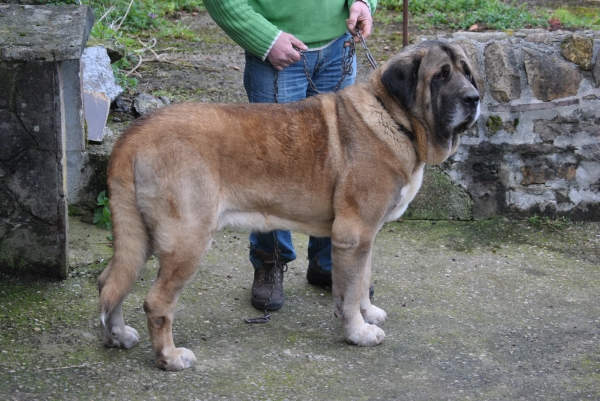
left=98, top=136, right=151, bottom=326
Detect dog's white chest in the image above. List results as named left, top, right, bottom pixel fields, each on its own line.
left=384, top=165, right=425, bottom=222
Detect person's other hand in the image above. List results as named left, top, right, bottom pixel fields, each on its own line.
left=266, top=32, right=308, bottom=71
left=347, top=1, right=372, bottom=41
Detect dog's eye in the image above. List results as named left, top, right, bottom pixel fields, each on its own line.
left=461, top=61, right=473, bottom=81
left=434, top=65, right=450, bottom=80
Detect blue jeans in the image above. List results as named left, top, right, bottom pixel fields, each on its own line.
left=245, top=32, right=356, bottom=274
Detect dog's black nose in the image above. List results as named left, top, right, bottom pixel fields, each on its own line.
left=462, top=90, right=480, bottom=108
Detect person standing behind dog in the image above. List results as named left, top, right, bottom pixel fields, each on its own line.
left=204, top=0, right=376, bottom=312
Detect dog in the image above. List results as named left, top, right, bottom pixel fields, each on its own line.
left=98, top=40, right=480, bottom=371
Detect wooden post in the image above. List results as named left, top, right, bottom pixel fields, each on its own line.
left=403, top=0, right=409, bottom=47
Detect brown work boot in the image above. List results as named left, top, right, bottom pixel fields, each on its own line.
left=251, top=250, right=287, bottom=311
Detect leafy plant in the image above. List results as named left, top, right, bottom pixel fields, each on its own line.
left=93, top=190, right=112, bottom=231
left=527, top=214, right=572, bottom=231
left=112, top=59, right=138, bottom=89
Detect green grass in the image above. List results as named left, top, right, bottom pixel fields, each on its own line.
left=85, top=0, right=203, bottom=33
left=378, top=0, right=548, bottom=30
left=551, top=6, right=600, bottom=30
left=82, top=0, right=205, bottom=90
left=379, top=0, right=600, bottom=31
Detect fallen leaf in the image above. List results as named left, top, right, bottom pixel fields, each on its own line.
left=548, top=17, right=562, bottom=31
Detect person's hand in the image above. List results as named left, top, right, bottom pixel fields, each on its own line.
left=347, top=1, right=373, bottom=41
left=266, top=32, right=308, bottom=71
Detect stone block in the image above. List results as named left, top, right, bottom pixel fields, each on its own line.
left=0, top=110, right=34, bottom=160
left=523, top=47, right=582, bottom=101
left=453, top=32, right=508, bottom=42
left=62, top=59, right=85, bottom=153
left=0, top=4, right=94, bottom=62
left=0, top=4, right=93, bottom=278
left=453, top=40, right=484, bottom=95
left=6, top=148, right=61, bottom=222
left=524, top=33, right=558, bottom=45
left=488, top=99, right=579, bottom=113
left=0, top=220, right=66, bottom=277
left=404, top=166, right=473, bottom=220
left=81, top=46, right=123, bottom=102
left=484, top=42, right=521, bottom=103
left=561, top=34, right=593, bottom=71
left=0, top=62, right=20, bottom=109
left=593, top=53, right=600, bottom=88
left=133, top=93, right=168, bottom=115
left=14, top=61, right=59, bottom=151
left=520, top=164, right=577, bottom=185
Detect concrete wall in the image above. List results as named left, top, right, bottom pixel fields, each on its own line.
left=0, top=4, right=93, bottom=277
left=407, top=30, right=600, bottom=221
left=0, top=61, right=69, bottom=277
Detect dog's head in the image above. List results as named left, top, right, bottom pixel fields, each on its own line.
left=378, top=41, right=481, bottom=165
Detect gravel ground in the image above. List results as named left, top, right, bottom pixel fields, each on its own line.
left=1, top=217, right=599, bottom=400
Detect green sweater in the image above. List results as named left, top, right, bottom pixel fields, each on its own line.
left=204, top=0, right=377, bottom=60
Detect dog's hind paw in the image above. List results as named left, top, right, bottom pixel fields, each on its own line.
left=346, top=323, right=386, bottom=346
left=102, top=325, right=140, bottom=349
left=362, top=305, right=387, bottom=327
left=155, top=347, right=197, bottom=371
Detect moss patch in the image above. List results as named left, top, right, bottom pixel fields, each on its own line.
left=486, top=115, right=503, bottom=134
left=405, top=166, right=473, bottom=220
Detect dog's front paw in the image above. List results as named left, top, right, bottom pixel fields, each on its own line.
left=345, top=323, right=385, bottom=346
left=155, top=347, right=197, bottom=371
left=101, top=324, right=140, bottom=349
left=362, top=305, right=387, bottom=327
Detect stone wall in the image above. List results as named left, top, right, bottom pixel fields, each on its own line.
left=407, top=30, right=600, bottom=221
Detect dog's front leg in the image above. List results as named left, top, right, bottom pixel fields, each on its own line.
left=331, top=221, right=385, bottom=346
left=360, top=251, right=387, bottom=327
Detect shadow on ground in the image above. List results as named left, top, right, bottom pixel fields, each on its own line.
left=1, top=218, right=599, bottom=400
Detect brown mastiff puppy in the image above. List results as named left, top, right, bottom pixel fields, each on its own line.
left=98, top=40, right=480, bottom=371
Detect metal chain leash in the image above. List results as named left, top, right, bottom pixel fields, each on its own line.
left=356, top=29, right=378, bottom=70
left=274, top=28, right=377, bottom=103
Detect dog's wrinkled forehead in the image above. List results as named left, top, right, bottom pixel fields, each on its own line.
left=388, top=40, right=468, bottom=69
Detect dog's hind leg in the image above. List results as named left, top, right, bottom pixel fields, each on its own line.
left=98, top=196, right=151, bottom=350
left=331, top=219, right=386, bottom=347
left=143, top=230, right=212, bottom=371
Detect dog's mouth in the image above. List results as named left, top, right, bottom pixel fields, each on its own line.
left=452, top=106, right=480, bottom=135
left=452, top=118, right=473, bottom=136
left=450, top=114, right=477, bottom=147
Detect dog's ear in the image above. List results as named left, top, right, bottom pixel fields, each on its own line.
left=381, top=55, right=422, bottom=111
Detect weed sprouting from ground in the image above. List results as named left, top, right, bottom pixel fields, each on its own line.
left=527, top=214, right=572, bottom=231
left=93, top=191, right=112, bottom=239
